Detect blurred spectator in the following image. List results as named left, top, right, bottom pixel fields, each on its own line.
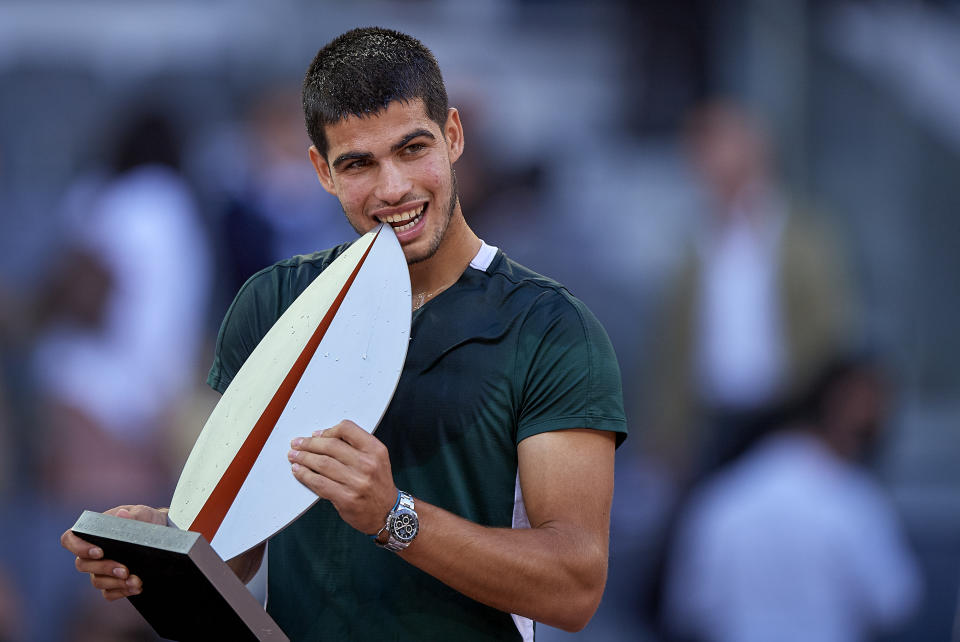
left=663, top=355, right=922, bottom=642
left=645, top=98, right=855, bottom=482
left=213, top=84, right=353, bottom=297
left=29, top=107, right=213, bottom=508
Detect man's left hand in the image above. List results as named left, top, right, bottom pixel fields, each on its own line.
left=288, top=420, right=397, bottom=535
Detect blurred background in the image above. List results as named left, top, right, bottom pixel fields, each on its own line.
left=0, top=0, right=958, bottom=640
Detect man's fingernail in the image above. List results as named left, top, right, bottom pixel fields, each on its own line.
left=112, top=567, right=127, bottom=579
left=89, top=547, right=103, bottom=559
left=291, top=438, right=303, bottom=448
left=312, top=429, right=324, bottom=437
left=291, top=462, right=301, bottom=472
left=126, top=577, right=140, bottom=588
left=287, top=450, right=297, bottom=461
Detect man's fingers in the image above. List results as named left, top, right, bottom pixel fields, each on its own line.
left=75, top=556, right=129, bottom=578
left=102, top=585, right=141, bottom=601
left=291, top=420, right=395, bottom=535
left=60, top=529, right=103, bottom=559
left=104, top=505, right=137, bottom=518
left=290, top=461, right=349, bottom=500
left=107, top=505, right=166, bottom=525
left=292, top=424, right=386, bottom=471
left=89, top=571, right=142, bottom=594
left=287, top=448, right=361, bottom=486
left=291, top=432, right=365, bottom=470
left=318, top=420, right=376, bottom=449
left=62, top=505, right=164, bottom=605
left=290, top=436, right=386, bottom=494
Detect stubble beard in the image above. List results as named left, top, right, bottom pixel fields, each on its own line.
left=406, top=168, right=458, bottom=266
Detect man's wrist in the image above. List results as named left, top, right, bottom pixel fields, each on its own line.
left=372, top=490, right=419, bottom=552
left=370, top=490, right=402, bottom=541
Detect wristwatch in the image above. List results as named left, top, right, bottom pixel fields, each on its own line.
left=374, top=491, right=419, bottom=552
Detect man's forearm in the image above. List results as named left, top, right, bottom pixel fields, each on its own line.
left=288, top=424, right=617, bottom=630
left=227, top=543, right=265, bottom=584
left=398, top=500, right=609, bottom=632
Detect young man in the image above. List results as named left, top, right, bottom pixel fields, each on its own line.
left=62, top=27, right=627, bottom=641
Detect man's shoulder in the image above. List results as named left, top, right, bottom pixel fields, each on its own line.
left=484, top=250, right=618, bottom=371
left=240, top=242, right=354, bottom=303
left=487, top=252, right=564, bottom=290
left=485, top=252, right=599, bottom=331
left=251, top=242, right=354, bottom=284
left=483, top=251, right=627, bottom=446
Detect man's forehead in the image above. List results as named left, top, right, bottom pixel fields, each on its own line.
left=324, top=98, right=438, bottom=152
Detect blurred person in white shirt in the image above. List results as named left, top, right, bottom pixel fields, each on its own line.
left=664, top=355, right=921, bottom=642
left=646, top=99, right=854, bottom=483
left=30, top=107, right=212, bottom=507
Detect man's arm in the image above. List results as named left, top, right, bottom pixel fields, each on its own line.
left=289, top=422, right=616, bottom=632
left=227, top=543, right=265, bottom=585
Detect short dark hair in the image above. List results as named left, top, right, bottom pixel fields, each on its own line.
left=302, top=27, right=449, bottom=158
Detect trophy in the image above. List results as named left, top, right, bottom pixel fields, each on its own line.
left=72, top=224, right=410, bottom=641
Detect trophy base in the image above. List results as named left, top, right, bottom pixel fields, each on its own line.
left=71, top=511, right=287, bottom=642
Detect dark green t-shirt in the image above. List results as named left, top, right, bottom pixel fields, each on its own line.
left=208, top=242, right=627, bottom=641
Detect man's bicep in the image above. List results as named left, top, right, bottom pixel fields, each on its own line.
left=517, top=429, right=616, bottom=533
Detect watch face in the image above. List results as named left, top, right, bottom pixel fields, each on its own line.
left=391, top=508, right=419, bottom=542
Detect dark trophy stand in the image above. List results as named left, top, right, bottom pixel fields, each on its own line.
left=71, top=511, right=288, bottom=641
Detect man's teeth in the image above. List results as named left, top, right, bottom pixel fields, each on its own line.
left=382, top=205, right=425, bottom=231
left=395, top=216, right=420, bottom=232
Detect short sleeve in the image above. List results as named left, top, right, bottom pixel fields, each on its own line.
left=515, top=290, right=627, bottom=446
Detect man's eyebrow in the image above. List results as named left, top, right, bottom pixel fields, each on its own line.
left=331, top=151, right=373, bottom=169
left=391, top=129, right=435, bottom=152
left=331, top=129, right=435, bottom=169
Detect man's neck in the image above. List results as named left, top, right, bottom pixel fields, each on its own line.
left=407, top=208, right=481, bottom=302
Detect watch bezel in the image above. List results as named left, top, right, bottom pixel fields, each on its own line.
left=389, top=506, right=419, bottom=543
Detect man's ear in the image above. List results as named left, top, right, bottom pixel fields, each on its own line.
left=308, top=146, right=338, bottom=197
left=444, top=108, right=464, bottom=164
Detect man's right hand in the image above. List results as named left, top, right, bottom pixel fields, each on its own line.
left=60, top=505, right=167, bottom=601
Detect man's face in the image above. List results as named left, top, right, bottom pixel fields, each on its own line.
left=309, top=99, right=463, bottom=265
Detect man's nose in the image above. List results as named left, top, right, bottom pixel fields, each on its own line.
left=374, top=161, right=412, bottom=204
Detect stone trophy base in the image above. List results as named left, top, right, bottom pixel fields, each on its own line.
left=71, top=511, right=287, bottom=642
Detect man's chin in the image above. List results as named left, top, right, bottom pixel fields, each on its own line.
left=402, top=241, right=441, bottom=266
left=403, top=248, right=432, bottom=266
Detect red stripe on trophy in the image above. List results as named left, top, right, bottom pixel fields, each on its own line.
left=189, top=228, right=381, bottom=544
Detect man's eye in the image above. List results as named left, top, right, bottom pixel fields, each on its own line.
left=405, top=144, right=425, bottom=154
left=345, top=159, right=369, bottom=170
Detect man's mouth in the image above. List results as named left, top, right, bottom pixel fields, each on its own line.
left=379, top=204, right=426, bottom=232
